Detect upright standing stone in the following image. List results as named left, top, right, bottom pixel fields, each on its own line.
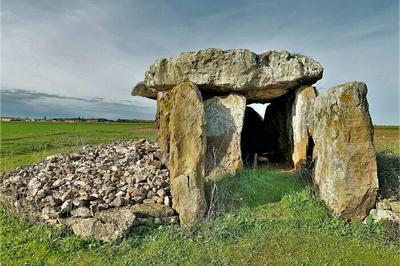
left=168, top=82, right=207, bottom=224
left=312, top=81, right=378, bottom=221
left=204, top=94, right=246, bottom=180
left=291, top=86, right=318, bottom=170
left=156, top=91, right=173, bottom=167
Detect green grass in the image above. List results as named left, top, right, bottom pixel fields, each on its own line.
left=1, top=171, right=399, bottom=265
left=0, top=121, right=156, bottom=172
left=374, top=125, right=400, bottom=154
left=0, top=122, right=399, bottom=265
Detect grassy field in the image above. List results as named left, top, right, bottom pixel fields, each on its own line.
left=374, top=125, right=400, bottom=154
left=0, top=122, right=399, bottom=265
left=0, top=121, right=156, bottom=172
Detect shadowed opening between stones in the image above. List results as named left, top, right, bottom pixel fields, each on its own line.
left=241, top=102, right=297, bottom=170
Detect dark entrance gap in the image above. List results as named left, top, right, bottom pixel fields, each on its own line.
left=241, top=99, right=295, bottom=170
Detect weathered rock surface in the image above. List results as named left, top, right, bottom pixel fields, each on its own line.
left=63, top=204, right=178, bottom=241
left=367, top=199, right=400, bottom=223
left=132, top=81, right=158, bottom=99
left=291, top=86, right=318, bottom=170
left=133, top=48, right=323, bottom=101
left=64, top=207, right=138, bottom=242
left=156, top=91, right=173, bottom=167
left=312, top=81, right=378, bottom=221
left=168, top=82, right=207, bottom=224
left=0, top=140, right=178, bottom=241
left=130, top=202, right=175, bottom=217
left=204, top=94, right=246, bottom=180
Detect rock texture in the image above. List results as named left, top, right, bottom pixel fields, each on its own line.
left=0, top=140, right=178, bottom=241
left=291, top=86, right=318, bottom=170
left=204, top=94, right=246, bottom=180
left=312, top=81, right=378, bottom=221
left=168, top=82, right=207, bottom=224
left=156, top=91, right=173, bottom=167
left=63, top=204, right=178, bottom=241
left=132, top=81, right=158, bottom=99
left=133, top=48, right=323, bottom=101
left=368, top=199, right=400, bottom=223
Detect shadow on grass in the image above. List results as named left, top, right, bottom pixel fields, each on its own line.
left=376, top=151, right=400, bottom=198
left=204, top=167, right=306, bottom=218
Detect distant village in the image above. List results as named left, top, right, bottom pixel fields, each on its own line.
left=0, top=116, right=154, bottom=123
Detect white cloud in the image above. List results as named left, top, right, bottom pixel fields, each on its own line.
left=1, top=0, right=398, bottom=124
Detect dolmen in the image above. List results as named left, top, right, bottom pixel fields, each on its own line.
left=132, top=48, right=378, bottom=224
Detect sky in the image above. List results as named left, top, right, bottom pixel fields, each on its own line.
left=1, top=0, right=399, bottom=123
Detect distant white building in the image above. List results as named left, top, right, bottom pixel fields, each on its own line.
left=1, top=117, right=22, bottom=121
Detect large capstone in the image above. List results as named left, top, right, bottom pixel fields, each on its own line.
left=312, top=81, right=378, bottom=221
left=132, top=81, right=158, bottom=99
left=168, top=81, right=207, bottom=224
left=204, top=94, right=246, bottom=180
left=133, top=48, right=323, bottom=101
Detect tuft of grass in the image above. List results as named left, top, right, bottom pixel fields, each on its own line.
left=205, top=168, right=305, bottom=218
left=281, top=189, right=330, bottom=222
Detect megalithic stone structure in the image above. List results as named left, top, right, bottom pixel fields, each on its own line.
left=132, top=48, right=378, bottom=223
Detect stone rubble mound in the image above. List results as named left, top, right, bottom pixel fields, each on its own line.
left=0, top=139, right=178, bottom=241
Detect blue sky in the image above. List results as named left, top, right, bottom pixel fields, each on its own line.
left=1, top=0, right=399, bottom=123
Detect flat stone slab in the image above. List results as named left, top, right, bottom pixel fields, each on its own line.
left=204, top=93, right=246, bottom=180
left=132, top=48, right=323, bottom=101
left=62, top=204, right=178, bottom=242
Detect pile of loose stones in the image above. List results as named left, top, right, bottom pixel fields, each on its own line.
left=0, top=139, right=172, bottom=223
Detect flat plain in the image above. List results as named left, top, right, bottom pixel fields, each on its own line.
left=0, top=122, right=399, bottom=265
left=0, top=121, right=156, bottom=172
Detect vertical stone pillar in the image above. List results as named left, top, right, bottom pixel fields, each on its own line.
left=156, top=91, right=173, bottom=168
left=312, top=81, right=378, bottom=221
left=291, top=86, right=318, bottom=170
left=204, top=94, right=246, bottom=181
left=168, top=82, right=207, bottom=224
